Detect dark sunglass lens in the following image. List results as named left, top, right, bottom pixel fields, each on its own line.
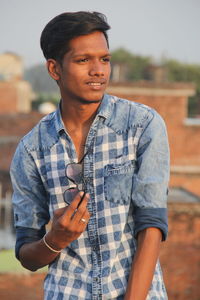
left=66, top=163, right=82, bottom=183
left=64, top=187, right=79, bottom=205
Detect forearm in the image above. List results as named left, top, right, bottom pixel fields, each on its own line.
left=124, top=227, right=162, bottom=300
left=19, top=231, right=62, bottom=271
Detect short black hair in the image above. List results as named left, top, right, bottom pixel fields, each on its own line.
left=40, top=11, right=110, bottom=63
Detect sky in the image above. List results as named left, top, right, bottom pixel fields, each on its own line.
left=1, top=0, right=200, bottom=68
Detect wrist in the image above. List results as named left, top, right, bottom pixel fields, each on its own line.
left=43, top=232, right=62, bottom=253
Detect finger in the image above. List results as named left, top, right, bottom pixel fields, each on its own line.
left=72, top=206, right=87, bottom=222
left=70, top=193, right=90, bottom=221
left=64, top=192, right=88, bottom=219
left=77, top=193, right=90, bottom=210
left=78, top=210, right=90, bottom=227
left=71, top=192, right=89, bottom=211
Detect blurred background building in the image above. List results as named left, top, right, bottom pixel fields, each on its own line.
left=0, top=50, right=199, bottom=300
left=0, top=53, right=34, bottom=113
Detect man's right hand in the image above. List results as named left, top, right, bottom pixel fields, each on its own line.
left=18, top=191, right=90, bottom=271
left=45, top=191, right=90, bottom=251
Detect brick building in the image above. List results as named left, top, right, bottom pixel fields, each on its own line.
left=0, top=53, right=34, bottom=114
left=161, top=200, right=200, bottom=300
left=0, top=52, right=36, bottom=193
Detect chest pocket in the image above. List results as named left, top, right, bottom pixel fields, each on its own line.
left=104, top=160, right=135, bottom=204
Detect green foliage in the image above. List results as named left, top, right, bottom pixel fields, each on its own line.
left=0, top=249, right=25, bottom=273
left=163, top=59, right=200, bottom=84
left=32, top=93, right=60, bottom=111
left=163, top=60, right=200, bottom=116
left=0, top=249, right=47, bottom=273
left=128, top=55, right=152, bottom=81
left=111, top=48, right=152, bottom=81
left=24, top=64, right=59, bottom=94
left=111, top=47, right=200, bottom=84
left=111, top=48, right=134, bottom=64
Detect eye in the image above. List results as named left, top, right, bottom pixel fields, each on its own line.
left=77, top=58, right=88, bottom=63
left=102, top=57, right=111, bottom=63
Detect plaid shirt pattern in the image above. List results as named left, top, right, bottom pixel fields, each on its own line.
left=11, top=94, right=169, bottom=299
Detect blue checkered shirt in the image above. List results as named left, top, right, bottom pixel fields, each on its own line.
left=11, top=94, right=169, bottom=299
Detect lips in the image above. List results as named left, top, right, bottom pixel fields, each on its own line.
left=88, top=82, right=102, bottom=86
left=86, top=79, right=107, bottom=85
left=86, top=81, right=106, bottom=91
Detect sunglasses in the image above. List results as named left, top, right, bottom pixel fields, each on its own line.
left=63, top=151, right=88, bottom=205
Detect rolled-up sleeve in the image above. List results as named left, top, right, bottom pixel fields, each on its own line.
left=10, top=140, right=50, bottom=258
left=132, top=110, right=170, bottom=241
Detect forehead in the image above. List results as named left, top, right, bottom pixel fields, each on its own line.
left=68, top=31, right=109, bottom=56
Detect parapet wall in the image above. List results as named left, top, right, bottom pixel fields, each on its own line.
left=160, top=202, right=200, bottom=300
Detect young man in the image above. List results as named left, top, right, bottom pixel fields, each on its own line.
left=10, top=12, right=169, bottom=300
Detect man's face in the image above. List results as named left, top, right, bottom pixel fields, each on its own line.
left=55, top=31, right=111, bottom=104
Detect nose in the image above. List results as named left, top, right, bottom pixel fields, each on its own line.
left=89, top=61, right=104, bottom=77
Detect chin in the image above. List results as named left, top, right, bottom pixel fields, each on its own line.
left=78, top=92, right=104, bottom=104
left=79, top=98, right=102, bottom=104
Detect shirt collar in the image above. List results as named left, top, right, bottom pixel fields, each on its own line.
left=54, top=102, right=65, bottom=134
left=53, top=94, right=114, bottom=134
left=96, top=93, right=114, bottom=120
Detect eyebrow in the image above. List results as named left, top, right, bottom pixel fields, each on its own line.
left=72, top=53, right=111, bottom=58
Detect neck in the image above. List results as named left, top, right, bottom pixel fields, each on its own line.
left=61, top=98, right=101, bottom=132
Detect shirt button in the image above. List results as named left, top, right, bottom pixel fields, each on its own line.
left=88, top=178, right=93, bottom=184
left=93, top=245, right=98, bottom=251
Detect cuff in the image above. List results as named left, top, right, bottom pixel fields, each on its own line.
left=15, top=226, right=46, bottom=260
left=134, top=207, right=168, bottom=241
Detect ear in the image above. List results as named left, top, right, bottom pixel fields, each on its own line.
left=46, top=59, right=60, bottom=81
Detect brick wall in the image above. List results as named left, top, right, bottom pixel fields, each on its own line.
left=0, top=53, right=33, bottom=113
left=160, top=202, right=200, bottom=300
left=0, top=81, right=34, bottom=113
left=0, top=113, right=43, bottom=176
left=0, top=82, right=18, bottom=113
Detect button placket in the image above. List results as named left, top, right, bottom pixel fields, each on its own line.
left=83, top=118, right=103, bottom=299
